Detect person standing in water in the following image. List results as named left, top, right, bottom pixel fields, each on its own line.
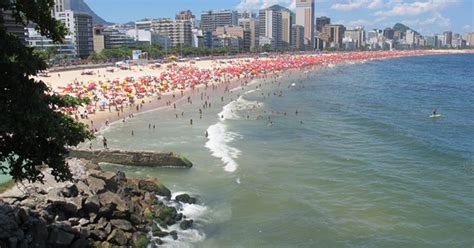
left=432, top=108, right=437, bottom=115
left=102, top=137, right=108, bottom=149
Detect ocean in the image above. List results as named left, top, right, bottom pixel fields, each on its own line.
left=96, top=53, right=473, bottom=247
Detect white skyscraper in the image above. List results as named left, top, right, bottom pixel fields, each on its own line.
left=296, top=0, right=315, bottom=49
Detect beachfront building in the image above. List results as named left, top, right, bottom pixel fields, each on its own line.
left=1, top=10, right=27, bottom=44
left=443, top=31, right=453, bottom=47
left=322, top=24, right=346, bottom=49
left=316, top=16, right=330, bottom=33
left=296, top=0, right=315, bottom=49
left=52, top=0, right=71, bottom=16
left=152, top=19, right=193, bottom=47
left=258, top=5, right=293, bottom=50
left=238, top=18, right=258, bottom=50
left=344, top=27, right=365, bottom=49
left=73, top=12, right=93, bottom=58
left=383, top=27, right=394, bottom=40
left=238, top=10, right=257, bottom=19
left=93, top=26, right=135, bottom=52
left=200, top=10, right=238, bottom=32
left=175, top=10, right=196, bottom=28
left=214, top=26, right=251, bottom=51
left=464, top=32, right=474, bottom=47
left=291, top=24, right=305, bottom=50
left=54, top=10, right=93, bottom=58
left=27, top=27, right=76, bottom=57
left=405, top=29, right=416, bottom=47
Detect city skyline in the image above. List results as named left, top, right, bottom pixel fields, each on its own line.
left=85, top=0, right=473, bottom=35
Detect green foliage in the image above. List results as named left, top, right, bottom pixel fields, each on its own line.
left=133, top=234, right=149, bottom=248
left=261, top=44, right=273, bottom=52
left=0, top=0, right=94, bottom=183
left=88, top=51, right=106, bottom=62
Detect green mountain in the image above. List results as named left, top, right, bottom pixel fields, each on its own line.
left=393, top=23, right=419, bottom=35
left=70, top=0, right=112, bottom=25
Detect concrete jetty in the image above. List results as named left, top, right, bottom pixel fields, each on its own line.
left=68, top=149, right=193, bottom=168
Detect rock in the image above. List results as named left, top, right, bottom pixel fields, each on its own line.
left=175, top=213, right=183, bottom=221
left=48, top=227, right=75, bottom=246
left=180, top=219, right=193, bottom=230
left=46, top=188, right=65, bottom=203
left=110, top=219, right=133, bottom=232
left=89, top=212, right=98, bottom=223
left=26, top=219, right=48, bottom=247
left=138, top=179, right=171, bottom=199
left=169, top=230, right=178, bottom=240
left=98, top=204, right=115, bottom=219
left=104, top=223, right=112, bottom=235
left=20, top=198, right=37, bottom=209
left=153, top=230, right=169, bottom=238
left=90, top=229, right=108, bottom=241
left=155, top=205, right=178, bottom=225
left=107, top=229, right=127, bottom=246
left=87, top=177, right=106, bottom=194
left=91, top=171, right=118, bottom=192
left=132, top=233, right=149, bottom=248
left=78, top=218, right=90, bottom=226
left=175, top=194, right=196, bottom=204
left=98, top=192, right=127, bottom=212
left=84, top=195, right=100, bottom=213
left=70, top=238, right=90, bottom=248
left=62, top=184, right=79, bottom=198
left=69, top=217, right=80, bottom=226
left=76, top=181, right=93, bottom=196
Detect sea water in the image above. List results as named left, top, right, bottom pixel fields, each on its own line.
left=97, top=54, right=473, bottom=247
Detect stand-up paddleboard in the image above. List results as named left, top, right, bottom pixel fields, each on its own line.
left=430, top=114, right=442, bottom=118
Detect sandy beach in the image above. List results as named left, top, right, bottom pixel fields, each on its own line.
left=38, top=50, right=471, bottom=133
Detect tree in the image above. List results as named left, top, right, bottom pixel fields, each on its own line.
left=88, top=51, right=106, bottom=62
left=0, top=1, right=93, bottom=183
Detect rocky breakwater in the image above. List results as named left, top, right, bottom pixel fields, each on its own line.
left=0, top=158, right=198, bottom=247
left=68, top=149, right=193, bottom=168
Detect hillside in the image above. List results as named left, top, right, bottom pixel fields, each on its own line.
left=70, top=0, right=112, bottom=25
left=393, top=23, right=420, bottom=35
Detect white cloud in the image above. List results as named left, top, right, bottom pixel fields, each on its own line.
left=403, top=12, right=451, bottom=28
left=375, top=0, right=458, bottom=17
left=347, top=19, right=369, bottom=27
left=463, top=25, right=471, bottom=30
left=331, top=0, right=385, bottom=11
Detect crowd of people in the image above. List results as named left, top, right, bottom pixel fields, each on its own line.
left=53, top=50, right=439, bottom=120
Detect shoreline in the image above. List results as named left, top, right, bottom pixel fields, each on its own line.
left=67, top=50, right=470, bottom=133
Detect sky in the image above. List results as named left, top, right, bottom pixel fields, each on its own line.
left=85, top=0, right=473, bottom=35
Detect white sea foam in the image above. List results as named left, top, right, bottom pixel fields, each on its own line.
left=153, top=193, right=208, bottom=247
left=205, top=122, right=241, bottom=172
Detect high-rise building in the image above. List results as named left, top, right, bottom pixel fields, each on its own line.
left=93, top=26, right=105, bottom=53
left=238, top=10, right=257, bottom=19
left=238, top=18, right=258, bottom=50
left=201, top=10, right=238, bottom=32
left=344, top=27, right=365, bottom=49
left=296, top=0, right=315, bottom=48
left=1, top=10, right=27, bottom=44
left=27, top=27, right=76, bottom=57
left=322, top=24, right=345, bottom=48
left=176, top=10, right=196, bottom=27
left=152, top=19, right=193, bottom=47
left=291, top=24, right=305, bottom=50
left=464, top=32, right=474, bottom=47
left=52, top=0, right=71, bottom=16
left=214, top=26, right=251, bottom=51
left=259, top=6, right=282, bottom=48
left=73, top=12, right=93, bottom=58
left=316, top=16, right=330, bottom=33
left=405, top=29, right=415, bottom=46
left=258, top=5, right=293, bottom=49
left=383, top=27, right=394, bottom=40
left=443, top=31, right=453, bottom=47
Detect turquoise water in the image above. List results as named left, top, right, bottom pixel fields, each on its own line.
left=98, top=54, right=473, bottom=247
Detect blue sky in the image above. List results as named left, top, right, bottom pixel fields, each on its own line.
left=85, top=0, right=473, bottom=35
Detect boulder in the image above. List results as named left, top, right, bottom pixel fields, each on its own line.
left=62, top=184, right=79, bottom=198
left=70, top=238, right=90, bottom=248
left=47, top=226, right=75, bottom=246
left=107, top=229, right=127, bottom=246
left=91, top=171, right=118, bottom=192
left=87, top=177, right=106, bottom=194
left=180, top=219, right=193, bottom=230
left=76, top=181, right=93, bottom=196
left=84, top=195, right=100, bottom=213
left=138, top=179, right=171, bottom=199
left=98, top=204, right=115, bottom=219
left=175, top=194, right=196, bottom=204
left=169, top=230, right=178, bottom=240
left=98, top=192, right=127, bottom=212
left=110, top=219, right=133, bottom=232
left=90, top=229, right=108, bottom=241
